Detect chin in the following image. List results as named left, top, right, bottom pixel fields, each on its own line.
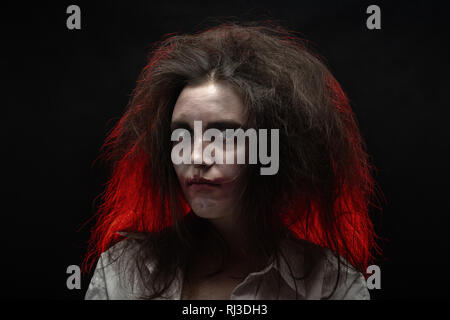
left=192, top=210, right=223, bottom=220
left=190, top=198, right=228, bottom=220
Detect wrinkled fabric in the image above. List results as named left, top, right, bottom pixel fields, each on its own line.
left=85, top=235, right=370, bottom=300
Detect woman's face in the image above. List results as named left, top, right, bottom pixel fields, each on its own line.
left=171, top=81, right=247, bottom=221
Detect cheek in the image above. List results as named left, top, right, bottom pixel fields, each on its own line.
left=219, top=164, right=242, bottom=178
left=215, top=164, right=246, bottom=190
left=173, top=164, right=188, bottom=186
left=226, top=136, right=251, bottom=164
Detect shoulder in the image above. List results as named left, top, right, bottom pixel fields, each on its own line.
left=280, top=237, right=370, bottom=300
left=319, top=248, right=370, bottom=300
left=84, top=235, right=152, bottom=300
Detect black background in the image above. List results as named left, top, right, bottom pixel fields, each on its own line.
left=3, top=0, right=449, bottom=300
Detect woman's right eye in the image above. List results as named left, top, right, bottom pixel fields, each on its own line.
left=171, top=128, right=191, bottom=144
left=220, top=129, right=234, bottom=141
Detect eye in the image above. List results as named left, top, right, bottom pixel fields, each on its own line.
left=211, top=129, right=232, bottom=142
left=171, top=128, right=191, bottom=145
left=221, top=129, right=236, bottom=141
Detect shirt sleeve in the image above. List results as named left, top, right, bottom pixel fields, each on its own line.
left=84, top=254, right=109, bottom=300
left=84, top=238, right=150, bottom=300
left=321, top=252, right=371, bottom=300
left=339, top=271, right=370, bottom=300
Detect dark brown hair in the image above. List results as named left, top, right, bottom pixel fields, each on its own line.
left=83, top=21, right=381, bottom=299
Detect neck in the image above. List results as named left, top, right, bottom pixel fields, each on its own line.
left=206, top=213, right=262, bottom=264
left=190, top=213, right=267, bottom=279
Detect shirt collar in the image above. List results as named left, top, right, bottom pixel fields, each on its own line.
left=119, top=231, right=307, bottom=298
left=273, top=238, right=307, bottom=297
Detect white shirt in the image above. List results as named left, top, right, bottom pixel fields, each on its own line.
left=84, top=234, right=370, bottom=300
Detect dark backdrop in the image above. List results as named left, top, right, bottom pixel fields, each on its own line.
left=3, top=0, right=449, bottom=299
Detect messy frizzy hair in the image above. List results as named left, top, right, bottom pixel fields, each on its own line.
left=83, top=20, right=381, bottom=299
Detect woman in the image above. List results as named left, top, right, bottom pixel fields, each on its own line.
left=83, top=21, right=381, bottom=300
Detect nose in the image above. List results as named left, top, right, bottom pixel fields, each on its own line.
left=192, top=134, right=215, bottom=167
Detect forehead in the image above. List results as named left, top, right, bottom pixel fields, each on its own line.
left=171, top=81, right=245, bottom=123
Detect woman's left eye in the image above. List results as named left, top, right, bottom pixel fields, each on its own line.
left=220, top=129, right=234, bottom=140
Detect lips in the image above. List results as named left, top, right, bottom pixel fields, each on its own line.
left=186, top=177, right=222, bottom=187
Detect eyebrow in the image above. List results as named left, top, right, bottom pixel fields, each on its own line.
left=170, top=120, right=243, bottom=131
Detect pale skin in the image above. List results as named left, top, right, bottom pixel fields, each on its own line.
left=171, top=80, right=265, bottom=299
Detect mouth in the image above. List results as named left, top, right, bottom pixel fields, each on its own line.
left=186, top=177, right=222, bottom=187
